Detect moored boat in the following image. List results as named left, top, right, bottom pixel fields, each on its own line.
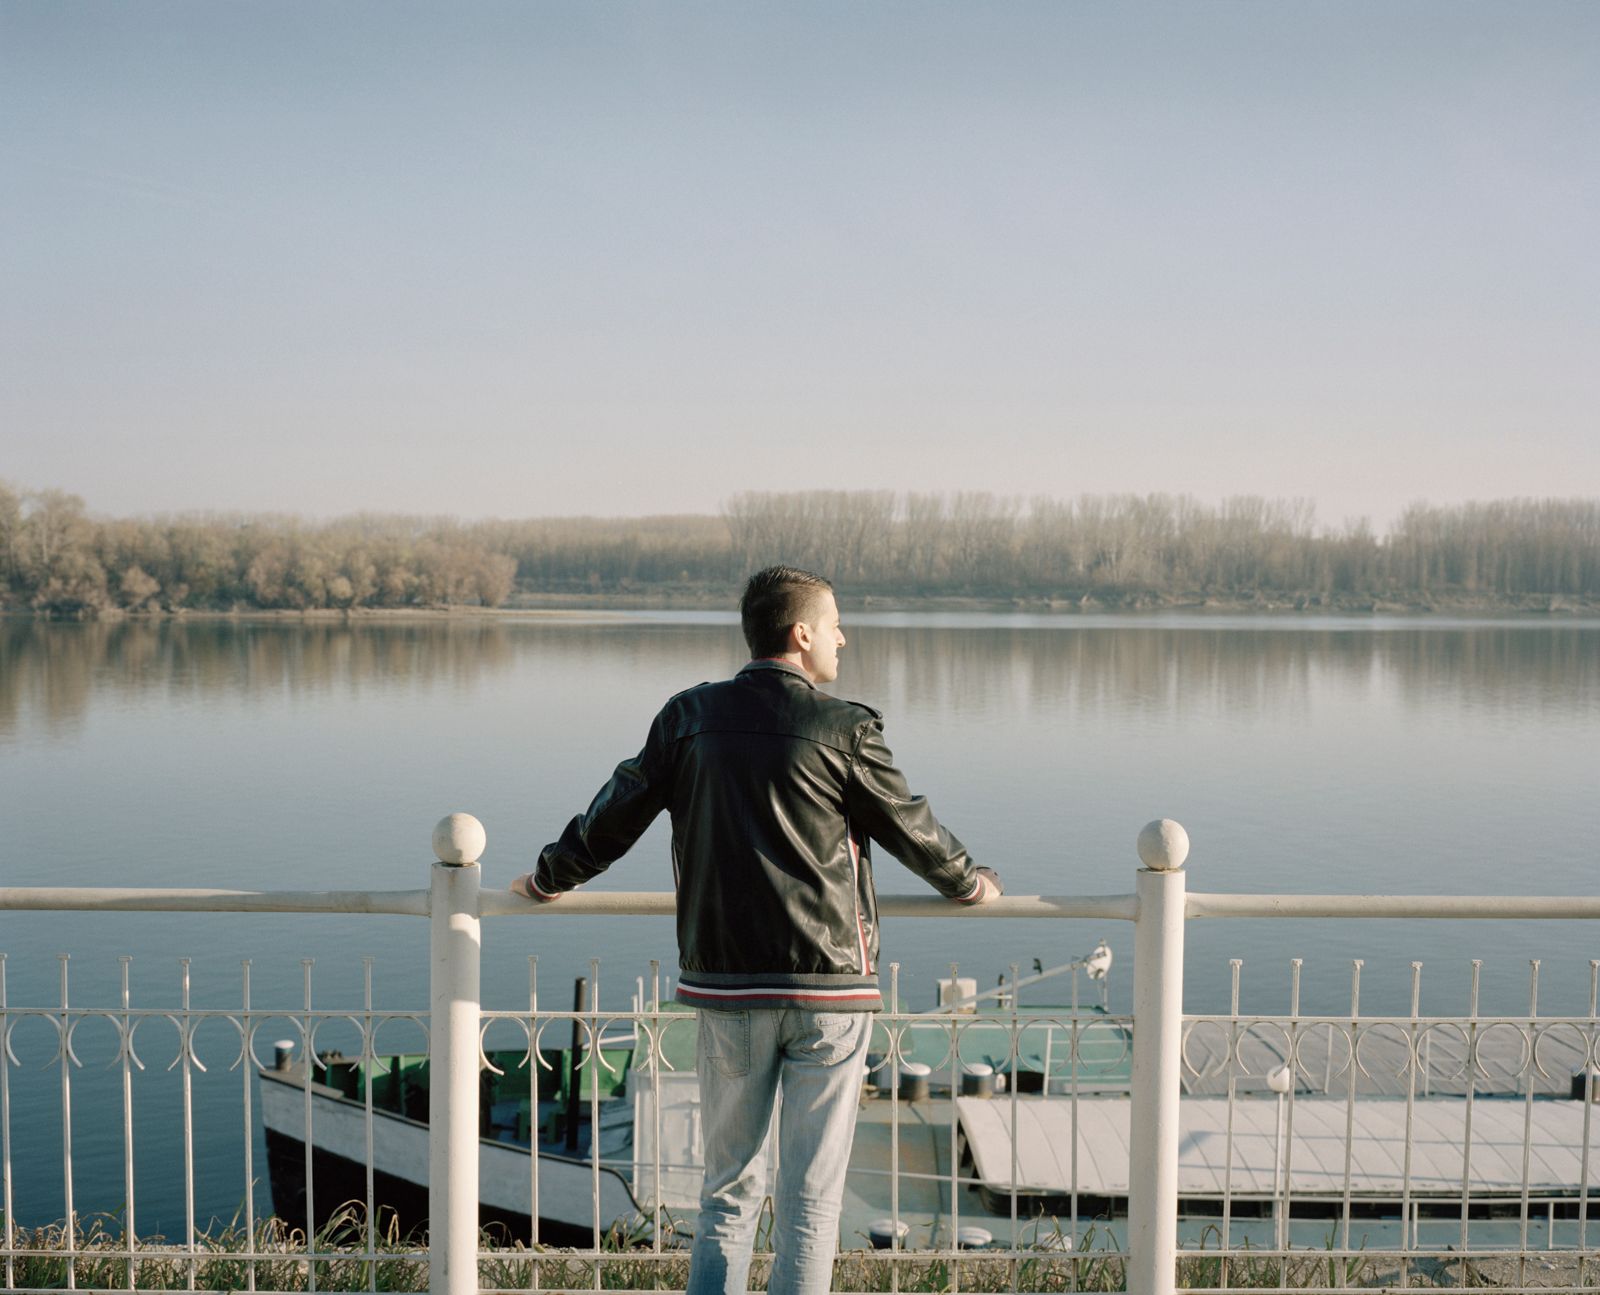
left=258, top=952, right=1131, bottom=1247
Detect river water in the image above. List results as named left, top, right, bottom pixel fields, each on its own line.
left=2, top=612, right=1597, bottom=1232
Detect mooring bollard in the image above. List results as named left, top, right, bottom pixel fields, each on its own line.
left=430, top=813, right=485, bottom=1295
left=1127, top=818, right=1189, bottom=1295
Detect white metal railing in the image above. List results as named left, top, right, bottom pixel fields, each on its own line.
left=0, top=814, right=1597, bottom=1295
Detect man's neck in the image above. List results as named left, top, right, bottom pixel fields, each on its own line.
left=749, top=654, right=815, bottom=683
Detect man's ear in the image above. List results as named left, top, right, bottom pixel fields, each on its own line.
left=789, top=620, right=814, bottom=654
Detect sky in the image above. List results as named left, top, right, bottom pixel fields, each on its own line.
left=3, top=1, right=1597, bottom=531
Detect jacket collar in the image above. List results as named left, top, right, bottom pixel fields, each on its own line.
left=737, top=658, right=816, bottom=689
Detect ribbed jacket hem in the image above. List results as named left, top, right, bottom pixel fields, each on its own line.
left=675, top=970, right=882, bottom=1012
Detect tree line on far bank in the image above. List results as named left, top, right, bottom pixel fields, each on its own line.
left=1, top=480, right=1596, bottom=616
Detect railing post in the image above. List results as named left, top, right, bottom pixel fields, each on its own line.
left=430, top=813, right=486, bottom=1295
left=1127, top=818, right=1189, bottom=1295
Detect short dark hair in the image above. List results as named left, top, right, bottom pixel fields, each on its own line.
left=740, top=566, right=833, bottom=657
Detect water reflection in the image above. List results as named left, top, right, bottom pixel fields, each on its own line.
left=3, top=618, right=1596, bottom=739
left=1, top=619, right=528, bottom=738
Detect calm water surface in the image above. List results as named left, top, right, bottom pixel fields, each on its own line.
left=2, top=612, right=1597, bottom=1230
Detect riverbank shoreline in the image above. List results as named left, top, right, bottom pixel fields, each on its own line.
left=505, top=589, right=1600, bottom=617
left=5, top=589, right=1599, bottom=621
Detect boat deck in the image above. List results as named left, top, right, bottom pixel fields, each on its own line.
left=831, top=1090, right=1600, bottom=1248
left=840, top=1099, right=973, bottom=1249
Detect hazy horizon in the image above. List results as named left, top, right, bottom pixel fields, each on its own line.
left=5, top=2, right=1598, bottom=529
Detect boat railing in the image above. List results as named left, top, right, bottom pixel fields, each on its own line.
left=1, top=813, right=1598, bottom=1295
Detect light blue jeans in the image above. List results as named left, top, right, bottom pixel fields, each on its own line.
left=686, top=1007, right=874, bottom=1295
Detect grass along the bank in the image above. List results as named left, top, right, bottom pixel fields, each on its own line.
left=0, top=1206, right=427, bottom=1292
left=0, top=1209, right=1588, bottom=1291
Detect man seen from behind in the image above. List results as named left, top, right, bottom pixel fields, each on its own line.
left=514, top=565, right=1000, bottom=1295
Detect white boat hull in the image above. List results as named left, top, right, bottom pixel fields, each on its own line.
left=259, top=1068, right=642, bottom=1244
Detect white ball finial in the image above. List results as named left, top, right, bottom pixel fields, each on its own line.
left=432, top=813, right=486, bottom=865
left=1137, top=818, right=1189, bottom=871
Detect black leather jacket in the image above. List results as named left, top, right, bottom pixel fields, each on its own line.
left=535, top=659, right=986, bottom=1010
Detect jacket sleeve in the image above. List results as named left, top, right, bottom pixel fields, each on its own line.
left=532, top=710, right=675, bottom=898
left=844, top=717, right=985, bottom=903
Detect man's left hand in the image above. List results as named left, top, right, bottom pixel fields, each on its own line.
left=969, top=867, right=1003, bottom=904
left=511, top=873, right=561, bottom=903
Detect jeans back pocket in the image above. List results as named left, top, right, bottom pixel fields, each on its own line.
left=791, top=1011, right=869, bottom=1067
left=697, top=1008, right=751, bottom=1078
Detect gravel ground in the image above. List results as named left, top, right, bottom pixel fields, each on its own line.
left=1355, top=1251, right=1592, bottom=1289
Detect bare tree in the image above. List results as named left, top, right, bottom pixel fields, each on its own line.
left=117, top=565, right=161, bottom=611
left=0, top=480, right=21, bottom=597
left=899, top=492, right=947, bottom=584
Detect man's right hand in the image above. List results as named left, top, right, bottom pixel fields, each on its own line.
left=969, top=866, right=1003, bottom=905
